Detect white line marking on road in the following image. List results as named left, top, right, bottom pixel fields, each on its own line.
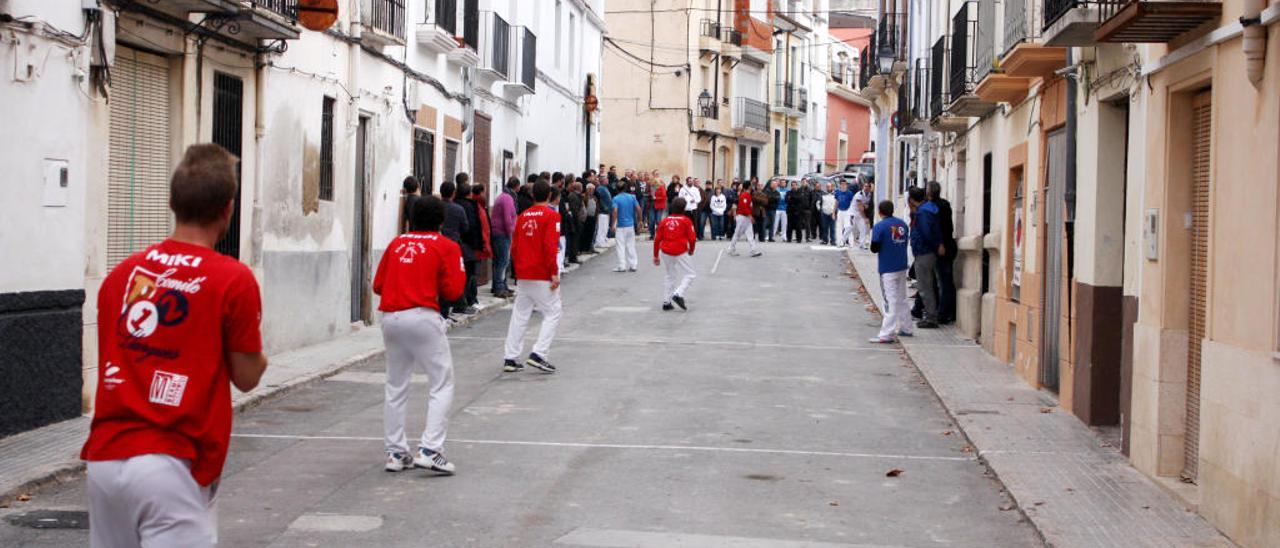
left=711, top=248, right=725, bottom=274
left=231, top=433, right=971, bottom=462
left=809, top=245, right=844, bottom=251
left=288, top=514, right=383, bottom=533
left=595, top=306, right=650, bottom=314
left=448, top=335, right=902, bottom=352
left=555, top=528, right=906, bottom=548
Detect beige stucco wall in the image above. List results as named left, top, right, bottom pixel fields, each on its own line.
left=1129, top=19, right=1280, bottom=548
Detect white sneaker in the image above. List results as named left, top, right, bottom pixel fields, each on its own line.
left=414, top=448, right=456, bottom=475
left=385, top=451, right=413, bottom=472
left=869, top=337, right=895, bottom=344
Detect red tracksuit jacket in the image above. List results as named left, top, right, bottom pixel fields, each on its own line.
left=512, top=205, right=561, bottom=281
left=373, top=232, right=466, bottom=312
left=654, top=215, right=696, bottom=258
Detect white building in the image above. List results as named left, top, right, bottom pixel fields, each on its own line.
left=0, top=0, right=605, bottom=433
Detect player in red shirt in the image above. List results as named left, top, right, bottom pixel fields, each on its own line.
left=653, top=197, right=698, bottom=311
left=503, top=180, right=562, bottom=374
left=82, top=144, right=267, bottom=547
left=729, top=185, right=763, bottom=257
left=372, top=196, right=466, bottom=475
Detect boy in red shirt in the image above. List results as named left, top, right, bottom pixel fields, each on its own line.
left=653, top=197, right=697, bottom=311
left=503, top=180, right=562, bottom=374
left=372, top=196, right=466, bottom=474
left=728, top=186, right=763, bottom=257
left=82, top=144, right=267, bottom=547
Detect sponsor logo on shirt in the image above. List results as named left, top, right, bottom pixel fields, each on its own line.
left=395, top=241, right=427, bottom=264
left=103, top=362, right=124, bottom=390
left=146, top=249, right=204, bottom=268
left=148, top=370, right=189, bottom=407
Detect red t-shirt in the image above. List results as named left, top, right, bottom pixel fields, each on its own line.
left=654, top=214, right=696, bottom=258
left=373, top=232, right=466, bottom=312
left=737, top=191, right=754, bottom=217
left=512, top=205, right=561, bottom=281
left=82, top=240, right=262, bottom=487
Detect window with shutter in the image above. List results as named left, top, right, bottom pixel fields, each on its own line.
left=108, top=47, right=174, bottom=268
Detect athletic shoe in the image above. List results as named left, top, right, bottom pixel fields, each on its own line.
left=385, top=451, right=414, bottom=472
left=869, top=337, right=895, bottom=344
left=662, top=303, right=674, bottom=311
left=750, top=251, right=763, bottom=257
left=526, top=353, right=557, bottom=373
left=898, top=330, right=914, bottom=338
left=613, top=267, right=627, bottom=273
left=503, top=359, right=523, bottom=372
left=672, top=295, right=687, bottom=310
left=628, top=267, right=637, bottom=272
left=414, top=448, right=456, bottom=475
left=917, top=321, right=939, bottom=329
left=728, top=251, right=740, bottom=257
left=460, top=306, right=480, bottom=315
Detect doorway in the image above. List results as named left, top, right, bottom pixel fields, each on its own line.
left=1182, top=90, right=1212, bottom=482
left=351, top=116, right=373, bottom=324
left=1041, top=129, right=1068, bottom=392
left=212, top=72, right=243, bottom=259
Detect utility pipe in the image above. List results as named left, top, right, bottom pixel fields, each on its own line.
left=1243, top=0, right=1267, bottom=87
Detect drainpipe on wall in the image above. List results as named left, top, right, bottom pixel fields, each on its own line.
left=1065, top=47, right=1078, bottom=346
left=1242, top=0, right=1267, bottom=87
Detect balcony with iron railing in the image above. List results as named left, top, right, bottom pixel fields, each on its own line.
left=798, top=87, right=808, bottom=114
left=974, top=0, right=1036, bottom=105
left=773, top=82, right=804, bottom=117
left=929, top=36, right=946, bottom=120
left=772, top=0, right=814, bottom=33
left=477, top=11, right=511, bottom=82
left=1095, top=1, right=1221, bottom=43
left=503, top=26, right=537, bottom=95
left=445, top=0, right=480, bottom=66
left=237, top=0, right=302, bottom=41
left=998, top=0, right=1068, bottom=79
left=417, top=0, right=459, bottom=53
left=732, top=97, right=769, bottom=142
left=699, top=18, right=722, bottom=53
left=361, top=0, right=406, bottom=46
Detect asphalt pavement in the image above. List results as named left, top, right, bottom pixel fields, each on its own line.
left=0, top=239, right=1041, bottom=547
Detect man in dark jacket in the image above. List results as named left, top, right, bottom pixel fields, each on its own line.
left=439, top=180, right=471, bottom=319
left=928, top=181, right=958, bottom=324
left=909, top=186, right=942, bottom=328
left=455, top=174, right=484, bottom=315
left=785, top=183, right=805, bottom=243
left=764, top=181, right=781, bottom=242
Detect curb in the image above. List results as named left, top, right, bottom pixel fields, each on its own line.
left=0, top=241, right=612, bottom=507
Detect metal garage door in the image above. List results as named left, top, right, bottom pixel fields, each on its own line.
left=108, top=47, right=172, bottom=267
left=1183, top=90, right=1212, bottom=482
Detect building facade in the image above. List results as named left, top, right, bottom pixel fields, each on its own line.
left=0, top=0, right=604, bottom=435
left=825, top=25, right=874, bottom=171
left=888, top=0, right=1280, bottom=545
left=602, top=0, right=773, bottom=182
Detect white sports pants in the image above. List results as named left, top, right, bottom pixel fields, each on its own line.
left=615, top=226, right=638, bottom=269
left=661, top=252, right=696, bottom=302
left=774, top=210, right=788, bottom=239
left=88, top=454, right=218, bottom=548
left=856, top=215, right=871, bottom=247
left=594, top=213, right=611, bottom=247
left=381, top=308, right=454, bottom=454
left=728, top=215, right=759, bottom=254
left=878, top=269, right=914, bottom=339
left=504, top=280, right=562, bottom=360
left=837, top=210, right=852, bottom=246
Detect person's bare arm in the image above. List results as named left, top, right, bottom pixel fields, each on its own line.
left=228, top=352, right=268, bottom=393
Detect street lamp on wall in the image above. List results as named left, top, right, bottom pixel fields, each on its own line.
left=877, top=44, right=895, bottom=75
left=698, top=89, right=714, bottom=117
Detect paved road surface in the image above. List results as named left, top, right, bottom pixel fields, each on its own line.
left=0, top=240, right=1041, bottom=547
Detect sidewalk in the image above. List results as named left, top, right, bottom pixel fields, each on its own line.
left=0, top=242, right=612, bottom=506
left=846, top=248, right=1234, bottom=548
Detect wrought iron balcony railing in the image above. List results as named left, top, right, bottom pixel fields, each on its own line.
left=734, top=97, right=769, bottom=131
left=721, top=27, right=743, bottom=45
left=700, top=19, right=721, bottom=40
left=461, top=0, right=478, bottom=50
left=251, top=0, right=298, bottom=19
left=975, top=0, right=996, bottom=82
left=364, top=0, right=406, bottom=40
left=774, top=82, right=798, bottom=111
left=520, top=26, right=536, bottom=90
left=949, top=2, right=978, bottom=103
left=698, top=103, right=720, bottom=120
left=798, top=87, right=808, bottom=112
left=1003, top=0, right=1035, bottom=55
left=930, top=36, right=946, bottom=118
left=423, top=0, right=457, bottom=35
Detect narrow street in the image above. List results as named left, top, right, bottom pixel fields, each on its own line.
left=1, top=242, right=1039, bottom=547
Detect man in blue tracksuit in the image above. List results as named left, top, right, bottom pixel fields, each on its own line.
left=834, top=181, right=855, bottom=247
left=594, top=182, right=613, bottom=248
left=908, top=186, right=942, bottom=329
left=773, top=181, right=789, bottom=241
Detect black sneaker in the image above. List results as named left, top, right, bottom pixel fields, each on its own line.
left=672, top=295, right=687, bottom=310
left=503, top=359, right=523, bottom=372
left=662, top=303, right=674, bottom=311
left=526, top=353, right=557, bottom=373
left=750, top=251, right=763, bottom=257
left=917, top=321, right=940, bottom=329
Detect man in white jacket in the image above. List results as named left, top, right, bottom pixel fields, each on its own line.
left=679, top=177, right=702, bottom=219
